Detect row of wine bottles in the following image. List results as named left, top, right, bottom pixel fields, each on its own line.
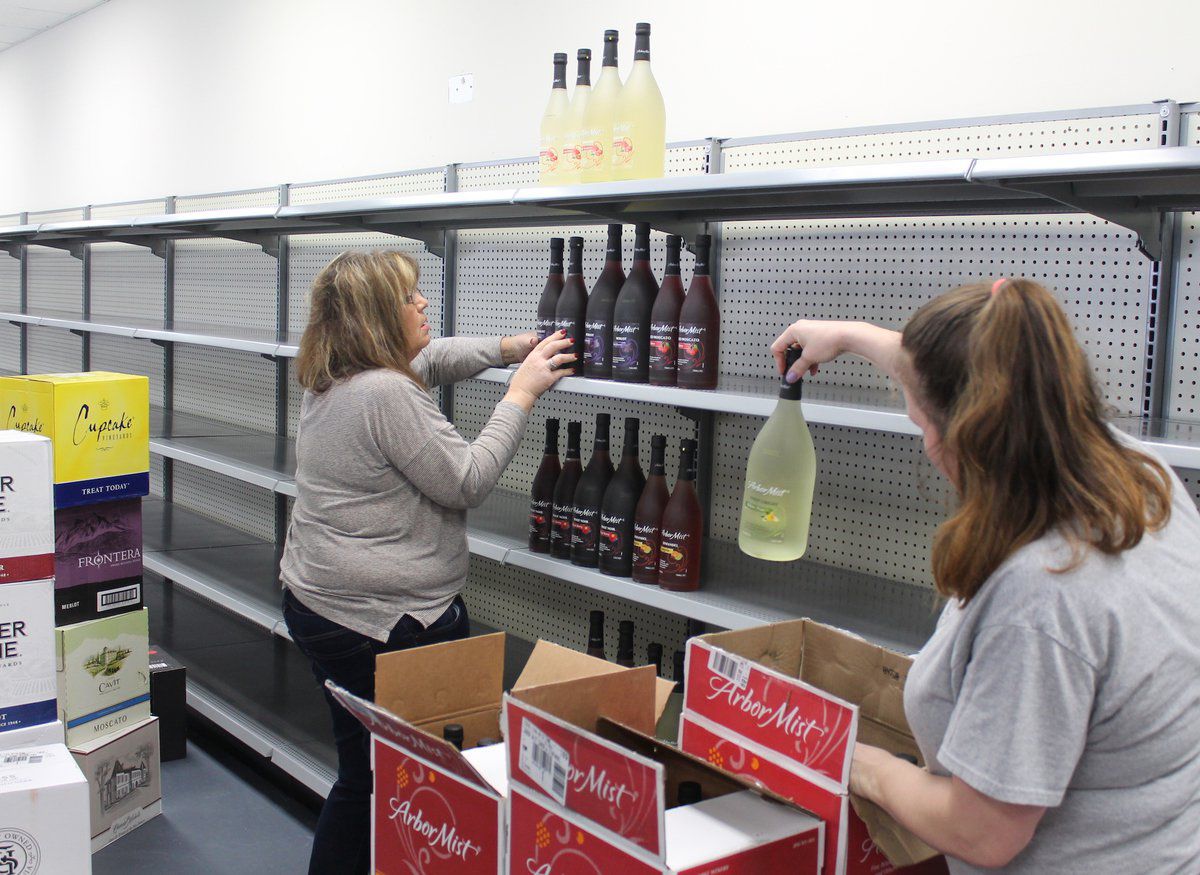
left=529, top=414, right=704, bottom=591
left=536, top=225, right=720, bottom=389
left=539, top=24, right=665, bottom=185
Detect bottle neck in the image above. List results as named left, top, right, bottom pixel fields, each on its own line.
left=605, top=227, right=622, bottom=262
left=567, top=242, right=583, bottom=275
left=778, top=377, right=803, bottom=402
left=693, top=242, right=710, bottom=277
left=552, top=60, right=567, bottom=89
left=665, top=240, right=681, bottom=276
left=544, top=423, right=559, bottom=453
left=602, top=36, right=618, bottom=67
left=677, top=449, right=695, bottom=482
left=621, top=424, right=639, bottom=459
left=566, top=430, right=581, bottom=459
left=649, top=451, right=665, bottom=476
left=549, top=244, right=564, bottom=275
left=634, top=30, right=650, bottom=62
left=576, top=57, right=591, bottom=87
left=633, top=227, right=650, bottom=263
left=593, top=419, right=610, bottom=453
left=588, top=613, right=604, bottom=646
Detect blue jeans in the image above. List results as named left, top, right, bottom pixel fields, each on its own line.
left=282, top=588, right=470, bottom=875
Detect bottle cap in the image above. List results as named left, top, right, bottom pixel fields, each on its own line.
left=596, top=412, right=610, bottom=427
left=578, top=48, right=591, bottom=59
left=550, top=237, right=564, bottom=252
left=569, top=236, right=584, bottom=247
left=780, top=347, right=805, bottom=400
left=568, top=420, right=582, bottom=436
left=636, top=22, right=651, bottom=35
left=681, top=438, right=697, bottom=453
left=604, top=29, right=618, bottom=40
left=553, top=52, right=568, bottom=63
left=651, top=434, right=666, bottom=448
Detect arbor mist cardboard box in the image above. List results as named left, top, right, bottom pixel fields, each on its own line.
left=680, top=619, right=945, bottom=875
left=56, top=608, right=151, bottom=746
left=0, top=432, right=54, bottom=584
left=70, top=716, right=162, bottom=852
left=0, top=579, right=57, bottom=732
left=54, top=497, right=144, bottom=625
left=0, top=372, right=149, bottom=508
left=0, top=743, right=91, bottom=874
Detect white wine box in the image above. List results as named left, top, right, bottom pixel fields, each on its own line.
left=0, top=743, right=91, bottom=874
left=56, top=609, right=150, bottom=746
left=0, top=579, right=57, bottom=733
left=0, top=432, right=54, bottom=584
left=0, top=720, right=63, bottom=752
left=71, top=716, right=162, bottom=852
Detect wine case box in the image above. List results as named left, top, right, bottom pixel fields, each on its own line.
left=54, top=496, right=143, bottom=585
left=0, top=579, right=57, bottom=733
left=325, top=634, right=673, bottom=875
left=0, top=372, right=149, bottom=509
left=56, top=609, right=151, bottom=746
left=70, top=716, right=162, bottom=852
left=149, top=644, right=186, bottom=761
left=680, top=620, right=945, bottom=875
left=55, top=576, right=143, bottom=628
left=504, top=698, right=824, bottom=875
left=0, top=743, right=91, bottom=874
left=0, top=432, right=54, bottom=584
left=0, top=720, right=63, bottom=752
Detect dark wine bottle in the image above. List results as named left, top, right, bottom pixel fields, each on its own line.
left=536, top=238, right=566, bottom=340
left=677, top=781, right=702, bottom=806
left=659, top=438, right=703, bottom=591
left=555, top=236, right=587, bottom=375
left=583, top=224, right=626, bottom=379
left=631, top=434, right=669, bottom=584
left=443, top=723, right=464, bottom=751
left=616, top=620, right=635, bottom=667
left=649, top=234, right=685, bottom=385
left=571, top=413, right=614, bottom=567
left=587, top=609, right=606, bottom=659
left=598, top=417, right=646, bottom=577
left=611, top=222, right=658, bottom=383
left=677, top=234, right=720, bottom=389
left=551, top=421, right=583, bottom=559
left=528, top=418, right=562, bottom=553
left=647, top=642, right=664, bottom=675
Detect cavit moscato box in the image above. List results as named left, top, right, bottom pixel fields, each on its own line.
left=56, top=609, right=151, bottom=746
left=0, top=372, right=149, bottom=508
left=54, top=498, right=144, bottom=625
left=0, top=743, right=91, bottom=874
left=0, top=432, right=54, bottom=584
left=679, top=620, right=945, bottom=875
left=70, top=716, right=162, bottom=851
left=0, top=579, right=56, bottom=734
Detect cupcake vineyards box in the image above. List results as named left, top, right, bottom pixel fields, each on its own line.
left=56, top=609, right=151, bottom=746
left=0, top=432, right=54, bottom=584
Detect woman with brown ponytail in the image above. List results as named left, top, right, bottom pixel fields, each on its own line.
left=773, top=278, right=1200, bottom=873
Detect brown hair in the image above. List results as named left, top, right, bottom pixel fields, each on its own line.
left=901, top=278, right=1172, bottom=604
left=296, top=250, right=425, bottom=393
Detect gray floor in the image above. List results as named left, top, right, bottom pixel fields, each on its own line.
left=93, top=732, right=318, bottom=874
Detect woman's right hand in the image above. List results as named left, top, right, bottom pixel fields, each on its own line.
left=503, top=331, right=576, bottom=411
left=771, top=319, right=852, bottom=382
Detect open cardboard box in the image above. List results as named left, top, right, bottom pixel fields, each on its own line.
left=679, top=619, right=946, bottom=875
left=325, top=632, right=673, bottom=875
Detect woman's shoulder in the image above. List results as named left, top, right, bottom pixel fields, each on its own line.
left=334, top=368, right=426, bottom=398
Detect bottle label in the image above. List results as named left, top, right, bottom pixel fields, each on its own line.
left=551, top=506, right=573, bottom=549
left=584, top=320, right=611, bottom=370
left=611, top=323, right=641, bottom=372
left=539, top=145, right=559, bottom=175
left=579, top=129, right=604, bottom=168
left=571, top=507, right=599, bottom=552
left=529, top=498, right=552, bottom=539
left=741, top=482, right=790, bottom=543
left=632, top=521, right=659, bottom=577
left=562, top=142, right=583, bottom=171
left=659, top=529, right=693, bottom=576
left=536, top=316, right=557, bottom=341
left=676, top=324, right=711, bottom=377
left=612, top=122, right=633, bottom=167
left=598, top=512, right=629, bottom=563
left=649, top=322, right=677, bottom=372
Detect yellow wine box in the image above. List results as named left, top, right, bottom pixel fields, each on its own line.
left=1, top=372, right=149, bottom=508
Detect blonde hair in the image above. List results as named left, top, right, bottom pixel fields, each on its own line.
left=296, top=250, right=425, bottom=393
left=901, top=278, right=1172, bottom=604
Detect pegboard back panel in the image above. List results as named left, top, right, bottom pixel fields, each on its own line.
left=174, top=345, right=278, bottom=434
left=150, top=455, right=164, bottom=497
left=26, top=207, right=84, bottom=223
left=175, top=188, right=279, bottom=213
left=289, top=170, right=446, bottom=204
left=174, top=239, right=278, bottom=334
left=1167, top=115, right=1200, bottom=421
left=463, top=556, right=688, bottom=677
left=90, top=334, right=165, bottom=409
left=0, top=256, right=17, bottom=310
left=90, top=199, right=167, bottom=220
left=172, top=460, right=276, bottom=541
left=27, top=246, right=82, bottom=314
left=25, top=325, right=82, bottom=374
left=0, top=323, right=20, bottom=373
left=91, top=242, right=165, bottom=323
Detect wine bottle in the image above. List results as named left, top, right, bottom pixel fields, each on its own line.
left=443, top=723, right=465, bottom=751
left=560, top=49, right=592, bottom=185
left=536, top=238, right=565, bottom=341
left=583, top=224, right=626, bottom=379
left=655, top=649, right=686, bottom=742
left=554, top=237, right=587, bottom=374
left=551, top=421, right=583, bottom=559
left=571, top=413, right=614, bottom=567
left=538, top=53, right=569, bottom=185
left=631, top=434, right=669, bottom=584
left=599, top=416, right=646, bottom=577
left=529, top=418, right=562, bottom=553
left=739, top=347, right=817, bottom=561
left=677, top=234, right=720, bottom=389
left=647, top=642, right=664, bottom=675
left=587, top=609, right=606, bottom=659
left=677, top=781, right=702, bottom=806
left=659, top=438, right=703, bottom=591
left=580, top=30, right=621, bottom=184
left=616, top=620, right=635, bottom=667
left=611, top=22, right=665, bottom=181
left=649, top=235, right=685, bottom=385
left=611, top=222, right=658, bottom=383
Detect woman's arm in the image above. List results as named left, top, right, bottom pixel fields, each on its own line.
left=852, top=744, right=1045, bottom=869
left=413, top=332, right=538, bottom=387
left=771, top=320, right=905, bottom=383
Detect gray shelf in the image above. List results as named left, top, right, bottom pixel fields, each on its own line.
left=151, top=431, right=297, bottom=492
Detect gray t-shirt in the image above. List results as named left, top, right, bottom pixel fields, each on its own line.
left=905, top=439, right=1200, bottom=874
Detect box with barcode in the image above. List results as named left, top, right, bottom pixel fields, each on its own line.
left=54, top=496, right=144, bottom=625
left=70, top=716, right=162, bottom=852
left=0, top=579, right=56, bottom=733
left=0, top=720, right=62, bottom=751
left=56, top=609, right=151, bottom=746
left=0, top=432, right=54, bottom=584
left=0, top=743, right=90, bottom=873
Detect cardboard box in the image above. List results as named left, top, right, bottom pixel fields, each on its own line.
left=0, top=720, right=62, bottom=752
left=0, top=579, right=56, bottom=733
left=149, top=645, right=186, bottom=761
left=325, top=633, right=675, bottom=875
left=0, top=432, right=54, bottom=584
left=0, top=743, right=91, bottom=874
left=0, top=372, right=149, bottom=508
left=70, top=716, right=162, bottom=852
left=56, top=609, right=151, bottom=746
left=679, top=620, right=946, bottom=875
left=54, top=497, right=144, bottom=624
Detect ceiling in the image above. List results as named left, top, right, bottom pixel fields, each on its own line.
left=0, top=0, right=109, bottom=52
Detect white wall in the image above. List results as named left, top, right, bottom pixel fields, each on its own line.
left=2, top=0, right=1198, bottom=212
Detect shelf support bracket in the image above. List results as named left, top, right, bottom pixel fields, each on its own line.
left=370, top=224, right=447, bottom=259
left=30, top=239, right=87, bottom=260
left=118, top=237, right=171, bottom=260
left=0, top=243, right=25, bottom=260
left=214, top=232, right=282, bottom=259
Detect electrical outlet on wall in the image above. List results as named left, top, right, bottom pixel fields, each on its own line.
left=449, top=73, right=474, bottom=104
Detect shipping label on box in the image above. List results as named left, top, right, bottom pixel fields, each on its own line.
left=70, top=715, right=162, bottom=852
left=0, top=579, right=56, bottom=732
left=56, top=608, right=151, bottom=746
left=54, top=498, right=143, bottom=589
left=1, top=372, right=149, bottom=508
left=0, top=432, right=54, bottom=584
left=0, top=743, right=91, bottom=874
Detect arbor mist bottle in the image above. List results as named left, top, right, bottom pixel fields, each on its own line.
left=584, top=224, right=625, bottom=379
left=599, top=416, right=646, bottom=577
left=536, top=238, right=565, bottom=340
left=539, top=53, right=569, bottom=185
left=580, top=30, right=621, bottom=183
left=658, top=438, right=703, bottom=592
left=554, top=236, right=587, bottom=374
left=611, top=222, right=657, bottom=383
left=738, top=347, right=817, bottom=561
left=611, top=22, right=665, bottom=181
left=560, top=48, right=592, bottom=185
left=649, top=234, right=684, bottom=385
left=528, top=418, right=561, bottom=553
left=550, top=421, right=583, bottom=559
left=677, top=234, right=720, bottom=389
left=632, top=433, right=669, bottom=584
left=570, top=413, right=613, bottom=568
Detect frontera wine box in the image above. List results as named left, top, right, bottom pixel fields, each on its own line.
left=56, top=608, right=151, bottom=746
left=0, top=432, right=54, bottom=584
left=0, top=372, right=150, bottom=508
left=0, top=579, right=57, bottom=733
left=70, top=716, right=162, bottom=851
left=54, top=498, right=144, bottom=625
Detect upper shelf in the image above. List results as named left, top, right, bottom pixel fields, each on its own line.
left=6, top=147, right=1200, bottom=259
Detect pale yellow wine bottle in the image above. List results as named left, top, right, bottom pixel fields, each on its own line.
left=560, top=49, right=592, bottom=185
left=611, top=22, right=665, bottom=181
left=580, top=30, right=621, bottom=184
left=739, top=349, right=817, bottom=561
left=538, top=53, right=569, bottom=185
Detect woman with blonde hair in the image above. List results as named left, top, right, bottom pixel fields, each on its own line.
left=280, top=249, right=574, bottom=874
left=773, top=278, right=1200, bottom=873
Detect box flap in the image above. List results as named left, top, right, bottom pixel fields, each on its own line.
left=851, top=793, right=940, bottom=867
left=514, top=663, right=659, bottom=736
left=375, top=632, right=504, bottom=725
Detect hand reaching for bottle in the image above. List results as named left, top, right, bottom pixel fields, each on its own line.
left=771, top=319, right=904, bottom=385
left=501, top=332, right=539, bottom=365
left=504, top=331, right=576, bottom=411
